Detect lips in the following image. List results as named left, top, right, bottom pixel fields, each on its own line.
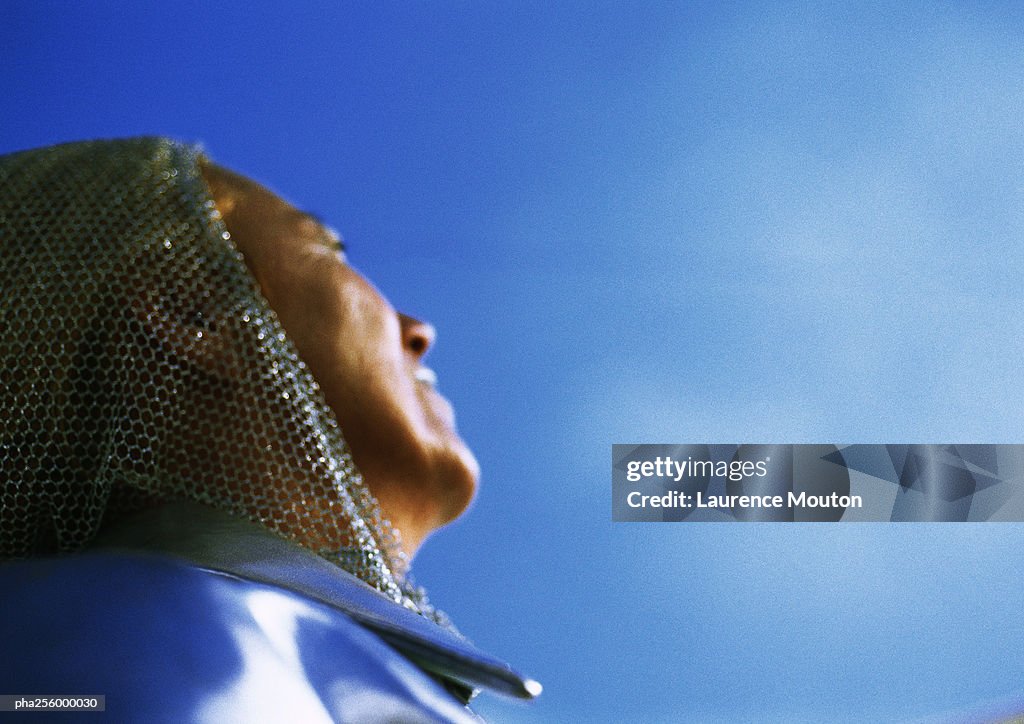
left=413, top=366, right=438, bottom=387
left=413, top=367, right=458, bottom=430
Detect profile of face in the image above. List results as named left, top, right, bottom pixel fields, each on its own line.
left=200, top=162, right=478, bottom=557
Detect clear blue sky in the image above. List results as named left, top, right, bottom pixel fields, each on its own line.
left=5, top=2, right=1024, bottom=720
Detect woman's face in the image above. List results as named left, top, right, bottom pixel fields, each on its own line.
left=200, top=162, right=478, bottom=556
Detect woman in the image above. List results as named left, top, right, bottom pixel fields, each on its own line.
left=0, top=137, right=538, bottom=721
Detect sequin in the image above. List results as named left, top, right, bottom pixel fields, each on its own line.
left=0, top=138, right=447, bottom=624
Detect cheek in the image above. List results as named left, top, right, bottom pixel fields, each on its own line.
left=268, top=264, right=386, bottom=370
left=249, top=254, right=428, bottom=462
left=300, top=273, right=415, bottom=423
left=327, top=277, right=406, bottom=383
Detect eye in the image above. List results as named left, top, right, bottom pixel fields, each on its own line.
left=299, top=209, right=346, bottom=260
left=329, top=235, right=348, bottom=264
left=318, top=222, right=347, bottom=260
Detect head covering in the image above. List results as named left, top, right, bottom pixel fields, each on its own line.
left=0, top=137, right=426, bottom=610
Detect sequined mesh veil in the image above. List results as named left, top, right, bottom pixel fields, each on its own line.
left=0, top=138, right=423, bottom=609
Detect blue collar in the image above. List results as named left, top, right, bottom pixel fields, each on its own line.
left=92, top=502, right=540, bottom=702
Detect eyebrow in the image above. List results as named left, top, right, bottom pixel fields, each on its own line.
left=296, top=209, right=346, bottom=252
left=297, top=209, right=327, bottom=226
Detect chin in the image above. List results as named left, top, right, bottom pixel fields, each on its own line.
left=439, top=442, right=480, bottom=524
left=352, top=428, right=478, bottom=551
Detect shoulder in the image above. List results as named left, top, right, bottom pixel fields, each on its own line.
left=0, top=552, right=478, bottom=723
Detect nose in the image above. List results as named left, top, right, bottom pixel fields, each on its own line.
left=399, top=313, right=435, bottom=357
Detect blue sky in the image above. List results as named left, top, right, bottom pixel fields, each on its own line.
left=5, top=2, right=1024, bottom=720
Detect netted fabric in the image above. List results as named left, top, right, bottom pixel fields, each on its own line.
left=0, top=137, right=432, bottom=612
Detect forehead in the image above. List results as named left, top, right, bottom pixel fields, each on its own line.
left=199, top=161, right=337, bottom=255
left=201, top=161, right=298, bottom=220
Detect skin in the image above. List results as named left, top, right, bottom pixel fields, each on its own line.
left=199, top=161, right=479, bottom=558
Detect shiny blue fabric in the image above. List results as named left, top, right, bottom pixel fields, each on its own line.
left=0, top=552, right=479, bottom=723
